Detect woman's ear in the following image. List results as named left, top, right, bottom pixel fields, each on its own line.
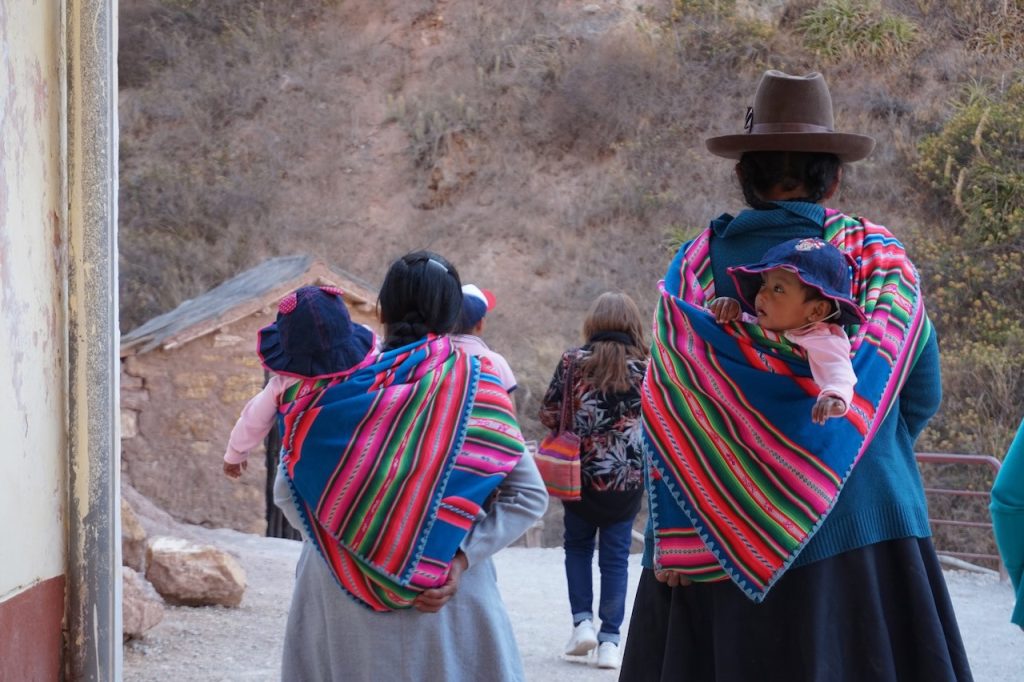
left=822, top=166, right=843, bottom=201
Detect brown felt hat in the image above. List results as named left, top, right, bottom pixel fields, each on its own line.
left=705, top=70, right=875, bottom=162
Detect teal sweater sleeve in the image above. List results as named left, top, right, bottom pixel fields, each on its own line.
left=991, top=419, right=1024, bottom=628
left=898, top=327, right=943, bottom=442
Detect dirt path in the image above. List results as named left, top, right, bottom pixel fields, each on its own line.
left=124, top=528, right=1023, bottom=682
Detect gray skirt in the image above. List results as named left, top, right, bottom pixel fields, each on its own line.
left=281, top=542, right=526, bottom=682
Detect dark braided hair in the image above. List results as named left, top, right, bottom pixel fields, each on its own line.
left=378, top=251, right=462, bottom=350
left=737, top=151, right=842, bottom=209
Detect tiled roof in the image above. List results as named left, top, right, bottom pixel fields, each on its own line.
left=120, top=255, right=376, bottom=355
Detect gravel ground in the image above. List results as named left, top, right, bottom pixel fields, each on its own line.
left=123, top=528, right=1023, bottom=682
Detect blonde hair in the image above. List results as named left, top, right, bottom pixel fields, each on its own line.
left=579, top=292, right=648, bottom=393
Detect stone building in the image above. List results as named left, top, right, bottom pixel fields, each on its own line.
left=120, top=255, right=379, bottom=535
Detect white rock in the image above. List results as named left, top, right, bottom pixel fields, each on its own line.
left=145, top=536, right=247, bottom=607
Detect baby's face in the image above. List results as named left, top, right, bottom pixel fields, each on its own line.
left=752, top=269, right=823, bottom=332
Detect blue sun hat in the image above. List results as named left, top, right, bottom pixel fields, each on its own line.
left=257, top=285, right=375, bottom=379
left=728, top=237, right=866, bottom=326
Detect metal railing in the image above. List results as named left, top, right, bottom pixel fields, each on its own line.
left=916, top=452, right=1006, bottom=580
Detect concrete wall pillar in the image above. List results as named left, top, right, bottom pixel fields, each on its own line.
left=66, top=0, right=121, bottom=679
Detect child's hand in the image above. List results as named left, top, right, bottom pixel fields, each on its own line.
left=223, top=461, right=248, bottom=479
left=654, top=569, right=693, bottom=587
left=812, top=396, right=846, bottom=425
left=709, top=297, right=742, bottom=323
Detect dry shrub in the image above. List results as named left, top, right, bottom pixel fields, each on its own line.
left=967, top=3, right=1024, bottom=60
left=542, top=32, right=676, bottom=157
left=119, top=0, right=338, bottom=328
left=119, top=0, right=324, bottom=89
left=396, top=93, right=481, bottom=170
left=389, top=2, right=567, bottom=181
left=451, top=0, right=569, bottom=146
left=796, top=0, right=919, bottom=62
left=539, top=23, right=757, bottom=234
left=905, top=0, right=1022, bottom=49
left=465, top=1, right=565, bottom=84
left=670, top=0, right=737, bottom=19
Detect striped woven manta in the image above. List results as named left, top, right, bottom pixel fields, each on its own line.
left=278, top=335, right=525, bottom=612
left=642, top=209, right=934, bottom=601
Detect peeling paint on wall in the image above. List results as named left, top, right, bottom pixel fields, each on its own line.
left=0, top=0, right=68, bottom=599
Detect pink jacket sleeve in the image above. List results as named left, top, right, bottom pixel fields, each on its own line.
left=223, top=374, right=297, bottom=464
left=785, top=324, right=856, bottom=413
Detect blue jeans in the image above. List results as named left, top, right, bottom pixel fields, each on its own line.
left=563, top=507, right=634, bottom=644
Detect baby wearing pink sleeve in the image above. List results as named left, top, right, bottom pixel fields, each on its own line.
left=223, top=374, right=298, bottom=473
left=785, top=322, right=856, bottom=415
left=716, top=237, right=868, bottom=426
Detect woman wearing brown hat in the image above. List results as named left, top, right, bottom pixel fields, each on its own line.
left=620, top=71, right=972, bottom=681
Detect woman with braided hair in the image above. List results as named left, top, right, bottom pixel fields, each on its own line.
left=276, top=250, right=547, bottom=681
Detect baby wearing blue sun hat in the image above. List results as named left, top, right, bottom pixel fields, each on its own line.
left=223, top=285, right=376, bottom=479
left=709, top=237, right=866, bottom=424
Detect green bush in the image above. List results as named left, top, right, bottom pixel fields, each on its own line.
left=797, top=0, right=918, bottom=61
left=914, top=79, right=1024, bottom=456
left=916, top=81, right=1024, bottom=281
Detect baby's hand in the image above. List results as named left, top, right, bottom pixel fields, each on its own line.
left=223, top=461, right=247, bottom=479
left=812, top=396, right=847, bottom=425
left=709, top=297, right=742, bottom=323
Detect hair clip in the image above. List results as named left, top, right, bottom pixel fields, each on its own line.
left=319, top=286, right=345, bottom=297
left=405, top=253, right=452, bottom=276
left=279, top=292, right=298, bottom=314
left=426, top=258, right=449, bottom=274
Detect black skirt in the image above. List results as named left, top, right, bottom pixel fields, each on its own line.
left=619, top=537, right=973, bottom=682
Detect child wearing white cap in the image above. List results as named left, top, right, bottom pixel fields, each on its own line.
left=450, top=284, right=517, bottom=400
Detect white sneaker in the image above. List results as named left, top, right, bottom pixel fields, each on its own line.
left=597, top=641, right=619, bottom=669
left=564, top=620, right=598, bottom=656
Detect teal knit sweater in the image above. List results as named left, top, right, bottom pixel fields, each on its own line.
left=642, top=202, right=941, bottom=569
left=991, top=419, right=1024, bottom=628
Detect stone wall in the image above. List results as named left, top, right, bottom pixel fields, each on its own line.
left=121, top=306, right=379, bottom=533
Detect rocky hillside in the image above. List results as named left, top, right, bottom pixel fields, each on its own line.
left=118, top=0, right=1023, bottom=450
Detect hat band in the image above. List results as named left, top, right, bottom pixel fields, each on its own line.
left=748, top=122, right=833, bottom=134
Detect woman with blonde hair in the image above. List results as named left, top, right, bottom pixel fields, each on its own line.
left=539, top=291, right=649, bottom=670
